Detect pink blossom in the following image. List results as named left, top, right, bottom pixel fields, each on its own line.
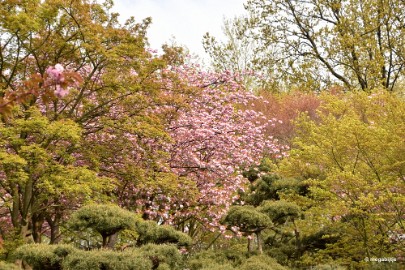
left=46, top=64, right=65, bottom=83
left=46, top=63, right=69, bottom=97
left=54, top=85, right=69, bottom=98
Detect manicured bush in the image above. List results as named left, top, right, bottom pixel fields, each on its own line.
left=0, top=261, right=20, bottom=270
left=187, top=249, right=247, bottom=270
left=135, top=220, right=192, bottom=246
left=13, top=244, right=76, bottom=270
left=138, top=244, right=183, bottom=270
left=68, top=204, right=138, bottom=247
left=62, top=249, right=151, bottom=270
left=200, top=263, right=235, bottom=270
left=239, top=255, right=287, bottom=270
left=259, top=200, right=301, bottom=225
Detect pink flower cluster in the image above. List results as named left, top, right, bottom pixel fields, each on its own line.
left=151, top=64, right=284, bottom=229
left=46, top=64, right=69, bottom=97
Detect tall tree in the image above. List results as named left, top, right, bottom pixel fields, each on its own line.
left=203, top=16, right=278, bottom=91
left=279, top=90, right=405, bottom=265
left=0, top=0, right=171, bottom=245
left=209, top=0, right=405, bottom=91
left=118, top=64, right=284, bottom=237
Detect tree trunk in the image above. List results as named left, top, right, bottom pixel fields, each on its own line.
left=256, top=231, right=263, bottom=254
left=19, top=179, right=34, bottom=243
left=48, top=212, right=62, bottom=244
left=20, top=217, right=33, bottom=244
left=31, top=215, right=44, bottom=243
left=11, top=185, right=20, bottom=228
left=50, top=223, right=61, bottom=244
left=247, top=235, right=253, bottom=253
left=106, top=233, right=118, bottom=249
left=102, top=236, right=107, bottom=248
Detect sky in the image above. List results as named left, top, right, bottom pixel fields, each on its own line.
left=111, top=0, right=247, bottom=60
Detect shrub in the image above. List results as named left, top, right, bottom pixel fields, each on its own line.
left=239, top=255, right=287, bottom=270
left=0, top=261, right=20, bottom=270
left=187, top=249, right=246, bottom=270
left=135, top=220, right=192, bottom=246
left=13, top=244, right=75, bottom=270
left=62, top=249, right=151, bottom=270
left=138, top=244, right=183, bottom=270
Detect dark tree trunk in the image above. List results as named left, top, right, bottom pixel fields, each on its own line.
left=106, top=233, right=118, bottom=249
left=247, top=235, right=253, bottom=253
left=102, top=234, right=108, bottom=248
left=31, top=214, right=44, bottom=243
left=256, top=231, right=263, bottom=254
left=47, top=212, right=62, bottom=244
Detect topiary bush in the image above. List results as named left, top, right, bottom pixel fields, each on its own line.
left=13, top=244, right=76, bottom=270
left=135, top=220, right=191, bottom=247
left=137, top=244, right=183, bottom=270
left=259, top=200, right=301, bottom=225
left=68, top=204, right=138, bottom=248
left=186, top=249, right=247, bottom=270
left=0, top=261, right=20, bottom=270
left=62, top=249, right=152, bottom=270
left=223, top=206, right=272, bottom=234
left=239, top=255, right=288, bottom=270
left=200, top=262, right=235, bottom=270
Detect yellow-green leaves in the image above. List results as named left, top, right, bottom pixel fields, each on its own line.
left=279, top=91, right=405, bottom=263
left=242, top=0, right=405, bottom=91
left=37, top=166, right=113, bottom=198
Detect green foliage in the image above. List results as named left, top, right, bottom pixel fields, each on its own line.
left=2, top=0, right=404, bottom=268
left=257, top=200, right=302, bottom=264
left=68, top=204, right=138, bottom=247
left=243, top=173, right=281, bottom=205
left=260, top=200, right=301, bottom=225
left=156, top=263, right=171, bottom=270
left=248, top=0, right=405, bottom=91
left=69, top=204, right=137, bottom=234
left=200, top=263, right=235, bottom=270
left=12, top=243, right=183, bottom=270
left=0, top=235, right=25, bottom=262
left=235, top=161, right=306, bottom=262
left=208, top=0, right=405, bottom=91
left=187, top=249, right=244, bottom=270
left=242, top=161, right=281, bottom=205
left=62, top=249, right=151, bottom=270
left=13, top=244, right=75, bottom=270
left=239, top=255, right=287, bottom=270
left=280, top=90, right=405, bottom=265
left=10, top=243, right=292, bottom=270
left=0, top=107, right=112, bottom=244
left=308, top=264, right=347, bottom=270
left=0, top=0, right=173, bottom=246
left=300, top=227, right=340, bottom=252
left=223, top=206, right=272, bottom=234
left=203, top=16, right=276, bottom=91
left=135, top=220, right=192, bottom=246
left=138, top=244, right=183, bottom=270
left=242, top=159, right=309, bottom=207
left=0, top=261, right=19, bottom=270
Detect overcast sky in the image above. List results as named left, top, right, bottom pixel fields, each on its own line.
left=111, top=0, right=247, bottom=60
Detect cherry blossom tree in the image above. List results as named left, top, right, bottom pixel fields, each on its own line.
left=116, top=63, right=285, bottom=238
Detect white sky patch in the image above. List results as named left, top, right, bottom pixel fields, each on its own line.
left=111, top=0, right=247, bottom=60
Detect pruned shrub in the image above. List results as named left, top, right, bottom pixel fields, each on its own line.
left=13, top=244, right=76, bottom=270
left=62, top=249, right=151, bottom=270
